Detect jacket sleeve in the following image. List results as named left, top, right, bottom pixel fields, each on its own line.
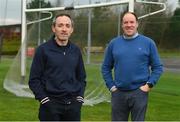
left=76, top=49, right=86, bottom=97
left=28, top=46, right=47, bottom=101
left=101, top=43, right=115, bottom=90
left=147, top=41, right=163, bottom=86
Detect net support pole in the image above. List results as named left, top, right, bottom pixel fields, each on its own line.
left=87, top=0, right=92, bottom=64
left=136, top=0, right=166, bottom=19
left=21, top=0, right=27, bottom=83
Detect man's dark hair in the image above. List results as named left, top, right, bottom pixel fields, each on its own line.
left=52, top=13, right=74, bottom=27
left=121, top=12, right=138, bottom=22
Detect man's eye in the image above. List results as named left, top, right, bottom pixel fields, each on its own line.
left=58, top=25, right=63, bottom=27
left=56, top=24, right=63, bottom=27
left=66, top=25, right=71, bottom=28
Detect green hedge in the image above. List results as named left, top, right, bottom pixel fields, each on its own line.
left=2, top=38, right=21, bottom=55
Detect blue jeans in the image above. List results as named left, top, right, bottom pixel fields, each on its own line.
left=111, top=88, right=148, bottom=121
left=38, top=98, right=82, bottom=121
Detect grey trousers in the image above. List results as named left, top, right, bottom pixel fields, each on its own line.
left=111, top=88, right=148, bottom=121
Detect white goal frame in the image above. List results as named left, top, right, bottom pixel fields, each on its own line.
left=20, top=0, right=166, bottom=81
left=20, top=0, right=134, bottom=81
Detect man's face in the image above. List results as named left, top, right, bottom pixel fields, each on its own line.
left=122, top=13, right=138, bottom=37
left=52, top=16, right=73, bottom=42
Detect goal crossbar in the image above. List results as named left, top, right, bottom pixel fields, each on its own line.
left=25, top=0, right=132, bottom=13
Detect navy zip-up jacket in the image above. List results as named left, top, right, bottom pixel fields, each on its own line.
left=29, top=37, right=86, bottom=101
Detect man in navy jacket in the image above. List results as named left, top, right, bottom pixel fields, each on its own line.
left=29, top=13, right=86, bottom=121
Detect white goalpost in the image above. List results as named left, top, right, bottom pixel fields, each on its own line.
left=20, top=0, right=167, bottom=81
left=3, top=0, right=166, bottom=105
left=20, top=0, right=134, bottom=83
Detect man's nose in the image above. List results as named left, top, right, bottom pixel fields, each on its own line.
left=127, top=22, right=131, bottom=26
left=62, top=26, right=67, bottom=31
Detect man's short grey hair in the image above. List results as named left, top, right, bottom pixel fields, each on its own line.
left=52, top=13, right=74, bottom=27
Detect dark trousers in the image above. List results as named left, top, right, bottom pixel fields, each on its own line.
left=111, top=88, right=148, bottom=121
left=38, top=98, right=82, bottom=121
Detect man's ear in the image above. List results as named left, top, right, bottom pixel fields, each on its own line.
left=70, top=28, right=74, bottom=34
left=136, top=22, right=139, bottom=28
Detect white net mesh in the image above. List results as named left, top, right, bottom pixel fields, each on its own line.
left=3, top=50, right=34, bottom=98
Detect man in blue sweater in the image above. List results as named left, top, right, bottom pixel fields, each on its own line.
left=29, top=13, right=86, bottom=121
left=101, top=12, right=163, bottom=121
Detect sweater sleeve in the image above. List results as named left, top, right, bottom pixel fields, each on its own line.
left=101, top=43, right=115, bottom=90
left=147, top=41, right=163, bottom=86
left=28, top=46, right=47, bottom=101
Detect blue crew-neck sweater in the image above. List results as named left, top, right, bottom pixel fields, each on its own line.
left=101, top=34, right=163, bottom=91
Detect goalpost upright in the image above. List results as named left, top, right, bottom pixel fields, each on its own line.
left=21, top=0, right=27, bottom=82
